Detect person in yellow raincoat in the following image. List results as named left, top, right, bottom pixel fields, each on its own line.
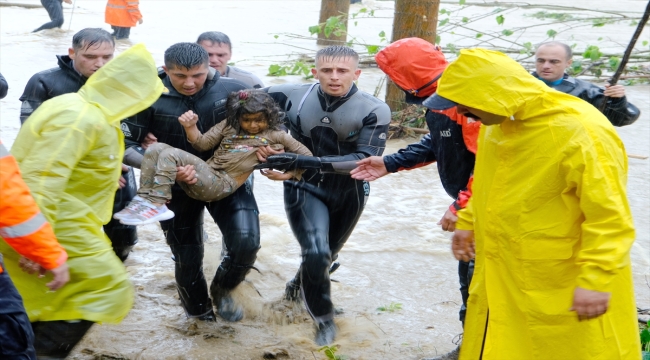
left=0, top=43, right=163, bottom=358
left=423, top=48, right=640, bottom=359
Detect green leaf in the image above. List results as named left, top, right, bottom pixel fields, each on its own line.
left=608, top=56, right=620, bottom=71
left=630, top=20, right=639, bottom=26
left=462, top=17, right=469, bottom=23
left=568, top=59, right=582, bottom=76
left=593, top=20, right=606, bottom=27
left=643, top=40, right=648, bottom=47
left=583, top=45, right=602, bottom=61
left=324, top=26, right=332, bottom=38
left=354, top=21, right=358, bottom=27
left=642, top=328, right=650, bottom=344
left=379, top=30, right=385, bottom=37
left=546, top=29, right=557, bottom=38
left=459, top=0, right=466, bottom=4
left=273, top=34, right=279, bottom=39
left=267, top=64, right=286, bottom=77
left=440, top=8, right=448, bottom=15
left=439, top=18, right=449, bottom=26
left=475, top=33, right=483, bottom=39
left=366, top=45, right=380, bottom=55
left=523, top=41, right=532, bottom=51
left=502, top=29, right=514, bottom=36
left=597, top=37, right=602, bottom=41
left=359, top=7, right=367, bottom=13
left=496, top=14, right=505, bottom=25
left=436, top=35, right=441, bottom=44
left=308, top=25, right=321, bottom=36
left=369, top=9, right=375, bottom=16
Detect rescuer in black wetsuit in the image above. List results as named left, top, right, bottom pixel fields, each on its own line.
left=120, top=42, right=256, bottom=322
left=19, top=28, right=138, bottom=262
left=33, top=0, right=72, bottom=33
left=257, top=46, right=391, bottom=346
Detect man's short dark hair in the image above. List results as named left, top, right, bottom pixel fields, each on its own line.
left=196, top=31, right=232, bottom=51
left=72, top=28, right=115, bottom=51
left=536, top=41, right=573, bottom=60
left=164, top=42, right=209, bottom=70
left=315, top=46, right=359, bottom=67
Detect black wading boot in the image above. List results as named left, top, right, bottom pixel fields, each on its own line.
left=210, top=281, right=244, bottom=322
left=315, top=319, right=337, bottom=346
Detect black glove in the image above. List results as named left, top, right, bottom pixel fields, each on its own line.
left=254, top=153, right=322, bottom=171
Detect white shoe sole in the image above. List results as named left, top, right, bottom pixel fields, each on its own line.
left=119, top=210, right=175, bottom=226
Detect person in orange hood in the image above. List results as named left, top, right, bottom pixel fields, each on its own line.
left=0, top=140, right=69, bottom=359
left=105, top=0, right=143, bottom=40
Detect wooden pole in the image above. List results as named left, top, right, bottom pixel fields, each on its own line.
left=386, top=0, right=440, bottom=111
left=599, top=0, right=650, bottom=112
left=317, top=0, right=350, bottom=46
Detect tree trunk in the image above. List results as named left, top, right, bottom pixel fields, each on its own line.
left=317, top=0, right=350, bottom=45
left=385, top=0, right=441, bottom=111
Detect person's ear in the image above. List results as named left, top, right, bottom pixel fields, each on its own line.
left=68, top=47, right=75, bottom=60
left=162, top=65, right=169, bottom=75
left=566, top=59, right=573, bottom=69
left=353, top=68, right=361, bottom=80
left=311, top=68, right=318, bottom=77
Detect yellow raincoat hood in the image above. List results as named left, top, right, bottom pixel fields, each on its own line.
left=2, top=44, right=163, bottom=324
left=446, top=49, right=640, bottom=359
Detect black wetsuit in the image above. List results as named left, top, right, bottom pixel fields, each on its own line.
left=121, top=69, right=255, bottom=318
left=383, top=106, right=476, bottom=325
left=266, top=83, right=391, bottom=323
left=34, top=0, right=65, bottom=32
left=18, top=55, right=138, bottom=261
left=533, top=72, right=640, bottom=127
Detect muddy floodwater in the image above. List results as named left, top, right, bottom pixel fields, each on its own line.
left=1, top=0, right=649, bottom=359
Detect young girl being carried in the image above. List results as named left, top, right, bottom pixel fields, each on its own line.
left=115, top=89, right=312, bottom=225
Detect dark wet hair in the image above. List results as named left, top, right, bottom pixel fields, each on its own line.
left=536, top=41, right=573, bottom=60
left=196, top=31, right=232, bottom=51
left=315, top=45, right=359, bottom=67
left=72, top=28, right=115, bottom=51
left=226, top=90, right=284, bottom=133
left=164, top=42, right=209, bottom=71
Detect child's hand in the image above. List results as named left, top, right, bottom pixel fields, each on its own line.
left=178, top=110, right=199, bottom=128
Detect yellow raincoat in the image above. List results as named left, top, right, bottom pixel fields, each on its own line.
left=0, top=44, right=163, bottom=323
left=440, top=49, right=639, bottom=359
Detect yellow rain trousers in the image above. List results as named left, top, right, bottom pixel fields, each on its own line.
left=440, top=49, right=640, bottom=359
left=1, top=44, right=163, bottom=324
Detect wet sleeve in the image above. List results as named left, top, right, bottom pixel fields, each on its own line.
left=18, top=110, right=97, bottom=226
left=188, top=121, right=227, bottom=152
left=0, top=72, right=7, bottom=99
left=279, top=132, right=312, bottom=156
left=450, top=176, right=473, bottom=215
left=19, top=75, right=48, bottom=125
left=581, top=84, right=640, bottom=127
left=383, top=134, right=437, bottom=173
left=0, top=143, right=67, bottom=270
left=565, top=127, right=635, bottom=292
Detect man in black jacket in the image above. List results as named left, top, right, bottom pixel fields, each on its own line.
left=534, top=41, right=640, bottom=127
left=120, top=42, right=255, bottom=322
left=19, top=28, right=138, bottom=262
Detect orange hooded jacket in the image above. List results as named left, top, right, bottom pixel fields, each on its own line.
left=0, top=141, right=67, bottom=273
left=105, top=0, right=142, bottom=28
